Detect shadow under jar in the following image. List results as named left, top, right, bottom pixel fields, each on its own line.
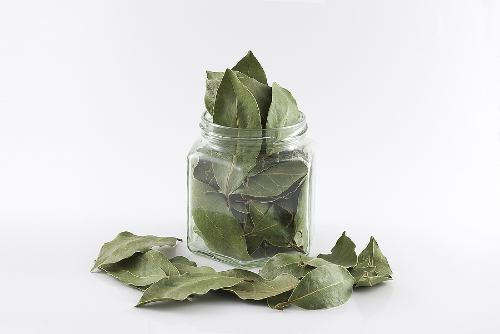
left=187, top=111, right=313, bottom=267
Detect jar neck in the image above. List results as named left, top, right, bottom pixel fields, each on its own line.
left=199, top=111, right=308, bottom=149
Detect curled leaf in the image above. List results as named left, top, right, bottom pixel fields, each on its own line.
left=100, top=250, right=179, bottom=288
left=91, top=231, right=179, bottom=271
left=318, top=231, right=357, bottom=268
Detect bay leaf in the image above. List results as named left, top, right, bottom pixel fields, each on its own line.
left=267, top=290, right=292, bottom=310
left=266, top=82, right=301, bottom=128
left=350, top=237, right=392, bottom=287
left=232, top=50, right=268, bottom=85
left=235, top=160, right=308, bottom=198
left=204, top=71, right=224, bottom=115
left=99, top=250, right=179, bottom=288
left=247, top=201, right=294, bottom=248
left=211, top=69, right=263, bottom=196
left=224, top=272, right=299, bottom=300
left=213, top=69, right=262, bottom=129
left=169, top=256, right=198, bottom=267
left=170, top=255, right=216, bottom=275
left=192, top=156, right=219, bottom=190
left=190, top=178, right=251, bottom=260
left=91, top=231, right=179, bottom=271
left=292, top=178, right=309, bottom=248
left=259, top=253, right=331, bottom=280
left=318, top=231, right=357, bottom=268
left=204, top=70, right=271, bottom=122
left=136, top=274, right=244, bottom=306
left=278, top=265, right=355, bottom=310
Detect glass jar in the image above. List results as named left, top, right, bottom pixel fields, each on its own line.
left=187, top=111, right=313, bottom=267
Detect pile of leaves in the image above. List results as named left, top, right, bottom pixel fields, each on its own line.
left=190, top=51, right=311, bottom=260
left=91, top=231, right=392, bottom=310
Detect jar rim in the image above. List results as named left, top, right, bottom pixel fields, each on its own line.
left=199, top=111, right=307, bottom=140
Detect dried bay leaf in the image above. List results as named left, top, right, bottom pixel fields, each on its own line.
left=292, top=178, right=309, bottom=248
left=192, top=156, right=219, bottom=190
left=91, top=231, right=179, bottom=271
left=247, top=201, right=294, bottom=248
left=259, top=253, right=331, bottom=280
left=232, top=50, right=268, bottom=85
left=204, top=70, right=271, bottom=123
left=350, top=237, right=392, bottom=287
left=137, top=274, right=244, bottom=306
left=267, top=290, right=292, bottom=310
left=211, top=69, right=263, bottom=196
left=169, top=256, right=198, bottom=267
left=266, top=82, right=301, bottom=129
left=99, top=250, right=179, bottom=288
left=224, top=273, right=299, bottom=301
left=235, top=160, right=308, bottom=198
left=169, top=256, right=216, bottom=275
left=190, top=179, right=251, bottom=261
left=278, top=265, right=355, bottom=310
left=213, top=69, right=262, bottom=129
left=318, top=231, right=357, bottom=268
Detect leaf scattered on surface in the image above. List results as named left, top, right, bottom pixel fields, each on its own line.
left=91, top=231, right=179, bottom=271
left=318, top=231, right=357, bottom=268
left=280, top=264, right=355, bottom=310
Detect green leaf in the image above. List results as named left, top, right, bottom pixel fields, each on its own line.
left=169, top=256, right=198, bottom=267
left=91, top=231, right=179, bottom=271
left=169, top=256, right=217, bottom=275
left=223, top=270, right=299, bottom=300
left=235, top=160, right=308, bottom=198
left=247, top=201, right=294, bottom=248
left=267, top=290, right=293, bottom=310
left=204, top=70, right=271, bottom=122
left=190, top=179, right=251, bottom=260
left=259, top=253, right=331, bottom=280
left=350, top=237, right=393, bottom=287
left=192, top=156, right=219, bottom=190
left=99, top=250, right=179, bottom=288
left=279, top=265, right=355, bottom=310
left=232, top=50, right=268, bottom=85
left=318, top=231, right=357, bottom=268
left=266, top=82, right=301, bottom=128
left=292, top=179, right=309, bottom=248
left=204, top=71, right=224, bottom=114
left=213, top=69, right=262, bottom=129
left=209, top=69, right=263, bottom=196
left=136, top=274, right=244, bottom=306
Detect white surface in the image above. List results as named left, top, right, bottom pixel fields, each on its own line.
left=1, top=0, right=499, bottom=333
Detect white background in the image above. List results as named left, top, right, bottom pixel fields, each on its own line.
left=1, top=0, right=499, bottom=333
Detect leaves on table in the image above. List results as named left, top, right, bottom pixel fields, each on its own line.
left=277, top=265, right=355, bottom=310
left=91, top=231, right=179, bottom=271
left=224, top=273, right=299, bottom=300
left=267, top=290, right=293, bottom=309
left=136, top=274, right=244, bottom=306
left=350, top=237, right=393, bottom=287
left=99, top=250, right=179, bottom=289
left=318, top=231, right=357, bottom=268
left=259, top=253, right=331, bottom=280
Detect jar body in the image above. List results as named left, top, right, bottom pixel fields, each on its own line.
left=187, top=118, right=313, bottom=267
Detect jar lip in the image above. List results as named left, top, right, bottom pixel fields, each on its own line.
left=199, top=111, right=307, bottom=140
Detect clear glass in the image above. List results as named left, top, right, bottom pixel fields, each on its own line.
left=187, top=112, right=313, bottom=267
